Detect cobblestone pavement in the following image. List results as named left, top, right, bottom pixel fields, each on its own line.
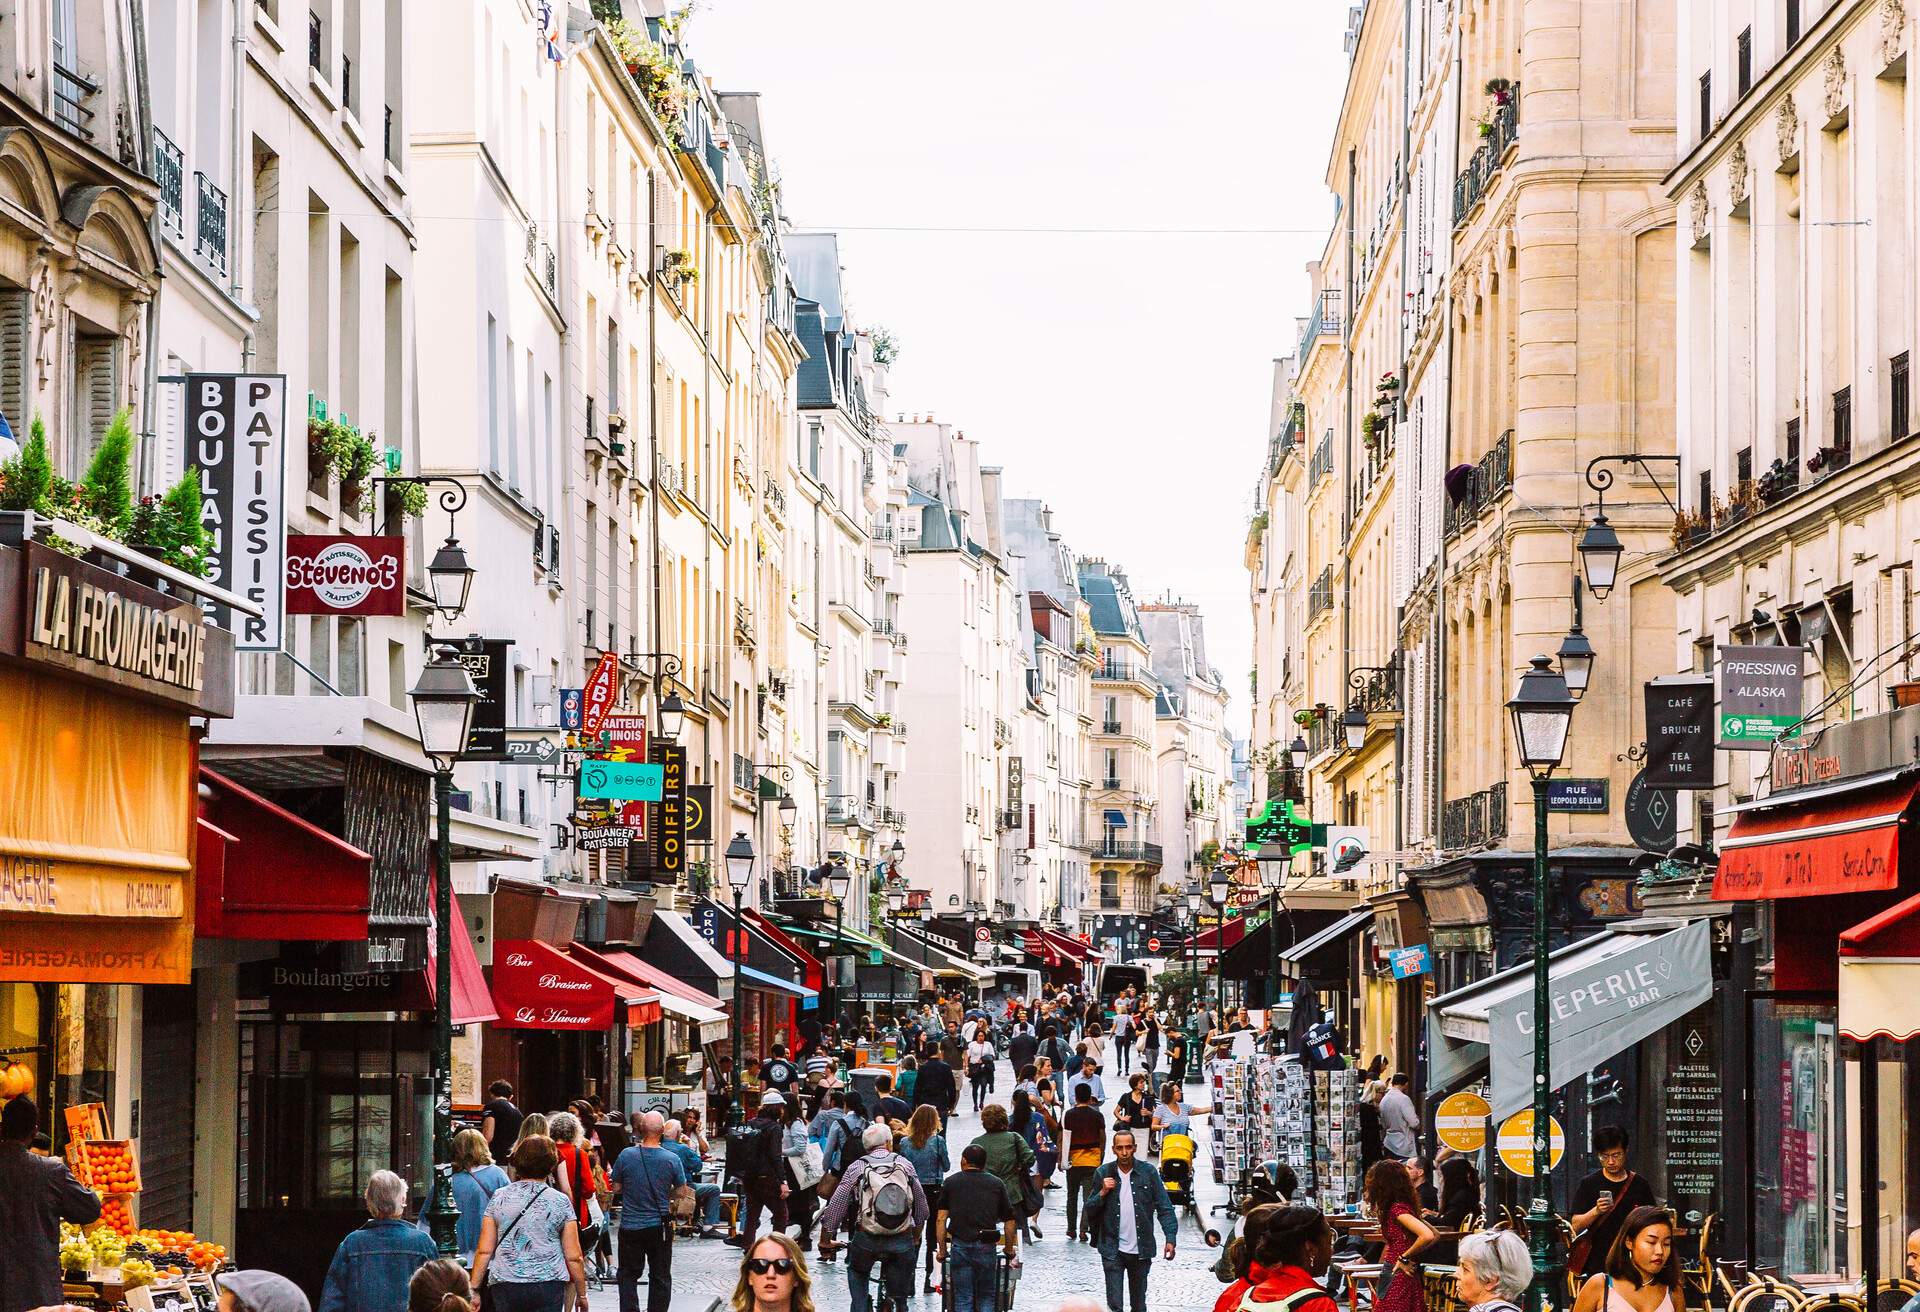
left=640, top=1055, right=1236, bottom=1312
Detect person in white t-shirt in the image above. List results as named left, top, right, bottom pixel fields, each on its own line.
left=966, top=1035, right=997, bottom=1112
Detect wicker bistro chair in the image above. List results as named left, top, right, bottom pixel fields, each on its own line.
left=1421, top=1266, right=1467, bottom=1312
left=1679, top=1213, right=1719, bottom=1307
left=1727, top=1277, right=1812, bottom=1312
left=1855, top=1279, right=1918, bottom=1312
left=1790, top=1294, right=1867, bottom=1312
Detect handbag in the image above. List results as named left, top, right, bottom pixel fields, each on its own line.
left=636, top=1144, right=694, bottom=1231
left=793, top=1142, right=826, bottom=1191
left=1568, top=1173, right=1635, bottom=1275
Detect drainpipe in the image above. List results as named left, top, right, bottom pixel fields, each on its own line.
left=1340, top=145, right=1356, bottom=821
left=129, top=0, right=160, bottom=493
left=1433, top=44, right=1464, bottom=844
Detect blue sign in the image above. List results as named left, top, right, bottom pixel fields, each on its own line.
left=578, top=759, right=664, bottom=801
left=1389, top=944, right=1433, bottom=980
left=694, top=903, right=721, bottom=944
left=559, top=687, right=583, bottom=730
left=1545, top=778, right=1609, bottom=813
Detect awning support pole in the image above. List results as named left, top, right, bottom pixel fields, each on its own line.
left=1862, top=1044, right=1880, bottom=1295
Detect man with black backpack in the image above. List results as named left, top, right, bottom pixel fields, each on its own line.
left=819, top=1122, right=930, bottom=1312
left=1037, top=1024, right=1072, bottom=1102
left=728, top=1091, right=791, bottom=1250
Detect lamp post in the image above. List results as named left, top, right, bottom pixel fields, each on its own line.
left=408, top=644, right=479, bottom=1256
left=1184, top=883, right=1202, bottom=1021
left=1507, top=654, right=1577, bottom=1312
left=1577, top=454, right=1681, bottom=601
left=826, top=858, right=851, bottom=1023
left=1557, top=581, right=1596, bottom=701
left=724, top=832, right=756, bottom=1131
left=1207, top=867, right=1230, bottom=1026
left=1257, top=842, right=1288, bottom=1012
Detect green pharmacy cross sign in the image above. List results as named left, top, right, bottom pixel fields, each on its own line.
left=1244, top=798, right=1320, bottom=855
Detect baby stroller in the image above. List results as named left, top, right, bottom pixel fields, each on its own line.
left=1159, top=1132, right=1200, bottom=1221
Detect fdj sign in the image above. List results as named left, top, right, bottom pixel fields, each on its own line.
left=1245, top=798, right=1315, bottom=855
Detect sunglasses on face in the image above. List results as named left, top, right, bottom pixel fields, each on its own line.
left=747, top=1258, right=795, bottom=1276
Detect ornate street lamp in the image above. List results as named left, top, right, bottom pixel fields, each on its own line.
left=1207, top=868, right=1230, bottom=1023
left=1340, top=704, right=1368, bottom=752
left=779, top=791, right=798, bottom=828
left=1289, top=735, right=1308, bottom=772
left=1507, top=654, right=1576, bottom=1312
left=723, top=832, right=755, bottom=1130
left=656, top=689, right=687, bottom=742
left=1576, top=513, right=1623, bottom=600
left=1257, top=841, right=1289, bottom=1014
left=1557, top=581, right=1597, bottom=700
left=826, top=858, right=852, bottom=1021
left=408, top=644, right=479, bottom=1256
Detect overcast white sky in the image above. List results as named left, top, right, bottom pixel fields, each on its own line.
left=694, top=1, right=1351, bottom=734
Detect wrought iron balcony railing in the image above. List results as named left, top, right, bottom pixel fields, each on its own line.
left=153, top=129, right=185, bottom=241
left=1441, top=782, right=1510, bottom=851
left=1443, top=430, right=1514, bottom=538
left=195, top=173, right=229, bottom=277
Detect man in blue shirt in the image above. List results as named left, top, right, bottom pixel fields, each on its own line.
left=610, top=1110, right=686, bottom=1312
left=663, top=1118, right=722, bottom=1237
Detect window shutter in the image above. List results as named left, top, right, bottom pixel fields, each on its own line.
left=155, top=365, right=184, bottom=488
left=0, top=289, right=28, bottom=444
left=74, top=337, right=118, bottom=461
left=650, top=171, right=674, bottom=266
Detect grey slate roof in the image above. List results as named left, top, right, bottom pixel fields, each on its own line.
left=795, top=300, right=835, bottom=408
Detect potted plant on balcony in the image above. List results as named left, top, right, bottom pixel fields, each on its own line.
left=1808, top=442, right=1851, bottom=474
left=1669, top=508, right=1708, bottom=549
left=1758, top=457, right=1798, bottom=505
left=328, top=425, right=379, bottom=507
left=662, top=247, right=699, bottom=288
left=1485, top=77, right=1515, bottom=105
left=1293, top=708, right=1317, bottom=728
left=1361, top=410, right=1382, bottom=451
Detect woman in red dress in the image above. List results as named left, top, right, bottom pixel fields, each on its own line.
left=1366, top=1160, right=1439, bottom=1312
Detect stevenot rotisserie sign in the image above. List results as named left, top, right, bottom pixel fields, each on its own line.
left=285, top=534, right=405, bottom=616
left=19, top=543, right=233, bottom=716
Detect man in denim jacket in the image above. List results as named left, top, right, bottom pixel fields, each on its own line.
left=319, top=1171, right=437, bottom=1312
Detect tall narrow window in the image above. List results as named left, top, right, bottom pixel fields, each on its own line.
left=1699, top=72, right=1713, bottom=138
left=1834, top=386, right=1853, bottom=455
left=1737, top=27, right=1753, bottom=96
left=70, top=332, right=118, bottom=469
left=484, top=314, right=499, bottom=474
left=1786, top=0, right=1802, bottom=46
left=1893, top=352, right=1911, bottom=441
left=0, top=286, right=29, bottom=439
left=1698, top=469, right=1713, bottom=517
left=1786, top=417, right=1802, bottom=468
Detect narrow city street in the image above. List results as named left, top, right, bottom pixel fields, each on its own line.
left=664, top=1056, right=1233, bottom=1312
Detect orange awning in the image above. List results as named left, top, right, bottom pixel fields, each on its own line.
left=1713, top=774, right=1920, bottom=900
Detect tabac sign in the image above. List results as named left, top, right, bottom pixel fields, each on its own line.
left=18, top=543, right=234, bottom=716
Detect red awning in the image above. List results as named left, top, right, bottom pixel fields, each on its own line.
left=196, top=768, right=372, bottom=940
left=748, top=910, right=825, bottom=993
left=1022, top=928, right=1091, bottom=966
left=1713, top=774, right=1920, bottom=900
left=1181, top=916, right=1248, bottom=955
left=582, top=947, right=727, bottom=1011
left=565, top=945, right=675, bottom=1025
left=425, top=910, right=500, bottom=1026
left=491, top=938, right=655, bottom=1030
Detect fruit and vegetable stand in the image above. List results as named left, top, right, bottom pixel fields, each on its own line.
left=53, top=1102, right=229, bottom=1309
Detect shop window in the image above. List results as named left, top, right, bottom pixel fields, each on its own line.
left=1748, top=998, right=1842, bottom=1278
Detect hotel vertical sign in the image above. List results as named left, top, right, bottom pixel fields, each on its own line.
left=186, top=374, right=286, bottom=650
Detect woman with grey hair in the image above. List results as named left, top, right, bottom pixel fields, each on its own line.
left=1454, top=1231, right=1533, bottom=1312
left=318, top=1170, right=439, bottom=1312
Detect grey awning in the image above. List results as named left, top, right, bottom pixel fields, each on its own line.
left=1426, top=922, right=1713, bottom=1117
left=1277, top=908, right=1370, bottom=968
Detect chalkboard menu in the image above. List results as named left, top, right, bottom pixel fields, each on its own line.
left=1663, top=1004, right=1722, bottom=1220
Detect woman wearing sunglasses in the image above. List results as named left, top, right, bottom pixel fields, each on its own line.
left=733, top=1234, right=816, bottom=1312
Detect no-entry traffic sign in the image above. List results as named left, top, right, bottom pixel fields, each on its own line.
left=1146, top=936, right=1162, bottom=953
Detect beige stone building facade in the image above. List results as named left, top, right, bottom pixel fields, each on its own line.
left=1664, top=0, right=1918, bottom=833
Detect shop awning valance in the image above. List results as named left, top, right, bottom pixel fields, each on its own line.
left=1277, top=909, right=1371, bottom=972
left=1713, top=772, right=1920, bottom=900
left=197, top=768, right=373, bottom=940
left=1181, top=916, right=1247, bottom=957
left=491, top=938, right=655, bottom=1030
left=1838, top=890, right=1920, bottom=1042
left=1427, top=923, right=1714, bottom=1117
left=738, top=964, right=819, bottom=1000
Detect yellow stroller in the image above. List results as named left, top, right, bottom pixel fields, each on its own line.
left=1159, top=1131, right=1200, bottom=1220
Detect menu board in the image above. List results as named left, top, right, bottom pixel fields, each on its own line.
left=1663, top=1004, right=1722, bottom=1220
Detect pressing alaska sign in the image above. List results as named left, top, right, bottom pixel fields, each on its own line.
left=1717, top=645, right=1805, bottom=749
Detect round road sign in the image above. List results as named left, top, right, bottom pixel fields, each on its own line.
left=1146, top=936, right=1162, bottom=953
left=974, top=925, right=991, bottom=942
left=1435, top=1090, right=1491, bottom=1153
left=1495, top=1109, right=1565, bottom=1176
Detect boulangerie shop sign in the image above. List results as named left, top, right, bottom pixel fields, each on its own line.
left=186, top=374, right=286, bottom=650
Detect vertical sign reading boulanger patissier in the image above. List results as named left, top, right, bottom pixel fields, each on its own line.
left=187, top=374, right=286, bottom=649
left=1717, top=645, right=1805, bottom=749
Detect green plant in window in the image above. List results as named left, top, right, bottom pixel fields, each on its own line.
left=81, top=407, right=136, bottom=529
left=0, top=416, right=55, bottom=513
